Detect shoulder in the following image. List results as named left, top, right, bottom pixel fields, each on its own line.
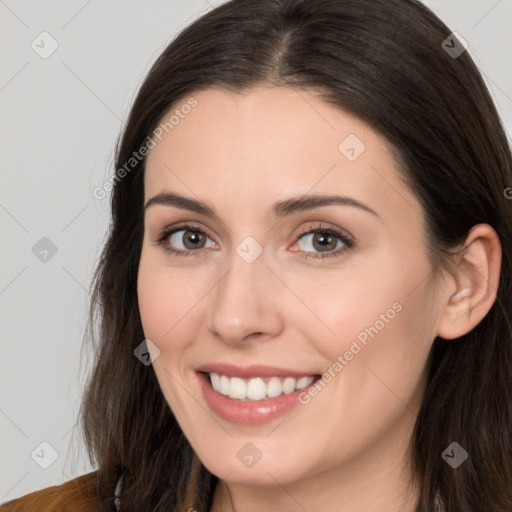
left=0, top=471, right=101, bottom=512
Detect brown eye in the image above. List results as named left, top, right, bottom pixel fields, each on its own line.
left=154, top=225, right=216, bottom=257
left=310, top=232, right=338, bottom=252
left=294, top=224, right=355, bottom=260
left=176, top=229, right=207, bottom=250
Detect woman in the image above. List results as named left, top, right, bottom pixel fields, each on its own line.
left=2, top=0, right=511, bottom=510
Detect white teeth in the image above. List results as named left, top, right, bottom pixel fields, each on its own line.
left=229, top=377, right=246, bottom=399
left=267, top=377, right=283, bottom=398
left=208, top=373, right=316, bottom=401
left=210, top=372, right=220, bottom=390
left=296, top=376, right=314, bottom=390
left=219, top=375, right=230, bottom=396
left=282, top=377, right=296, bottom=394
left=246, top=378, right=267, bottom=400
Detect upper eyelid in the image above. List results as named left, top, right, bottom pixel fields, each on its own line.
left=161, top=222, right=214, bottom=240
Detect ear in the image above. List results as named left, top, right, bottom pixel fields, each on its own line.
left=436, top=223, right=502, bottom=340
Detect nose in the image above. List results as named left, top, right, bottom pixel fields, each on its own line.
left=206, top=248, right=284, bottom=345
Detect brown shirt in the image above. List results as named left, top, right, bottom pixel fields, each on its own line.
left=0, top=471, right=102, bottom=512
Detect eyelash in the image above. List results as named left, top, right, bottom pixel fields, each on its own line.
left=152, top=222, right=355, bottom=260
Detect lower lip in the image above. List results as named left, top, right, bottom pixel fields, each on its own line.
left=197, top=372, right=317, bottom=425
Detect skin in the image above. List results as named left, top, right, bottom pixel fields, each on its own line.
left=137, top=85, right=501, bottom=511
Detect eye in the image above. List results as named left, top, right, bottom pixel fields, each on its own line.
left=293, top=223, right=354, bottom=260
left=152, top=224, right=216, bottom=257
left=152, top=222, right=355, bottom=260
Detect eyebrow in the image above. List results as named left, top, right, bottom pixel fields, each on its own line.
left=144, top=192, right=379, bottom=219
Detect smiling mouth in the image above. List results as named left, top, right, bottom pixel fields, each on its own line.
left=205, top=372, right=321, bottom=402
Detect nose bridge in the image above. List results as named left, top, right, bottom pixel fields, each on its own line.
left=206, top=243, right=283, bottom=344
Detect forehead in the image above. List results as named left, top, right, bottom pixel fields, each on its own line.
left=143, top=86, right=420, bottom=224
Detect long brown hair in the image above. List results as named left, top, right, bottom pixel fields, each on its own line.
left=78, top=0, right=512, bottom=510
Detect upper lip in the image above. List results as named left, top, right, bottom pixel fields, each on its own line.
left=196, top=362, right=318, bottom=379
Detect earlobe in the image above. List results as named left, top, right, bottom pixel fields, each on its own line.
left=436, top=224, right=502, bottom=341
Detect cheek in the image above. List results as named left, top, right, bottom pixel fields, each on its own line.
left=310, top=240, right=433, bottom=354
left=137, top=262, right=203, bottom=416
left=137, top=253, right=206, bottom=347
left=297, top=251, right=434, bottom=416
left=289, top=256, right=413, bottom=360
left=138, top=282, right=175, bottom=346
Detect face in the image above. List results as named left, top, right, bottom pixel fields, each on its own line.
left=137, top=85, right=444, bottom=487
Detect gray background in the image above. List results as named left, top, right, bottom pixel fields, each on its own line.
left=1, top=0, right=511, bottom=502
